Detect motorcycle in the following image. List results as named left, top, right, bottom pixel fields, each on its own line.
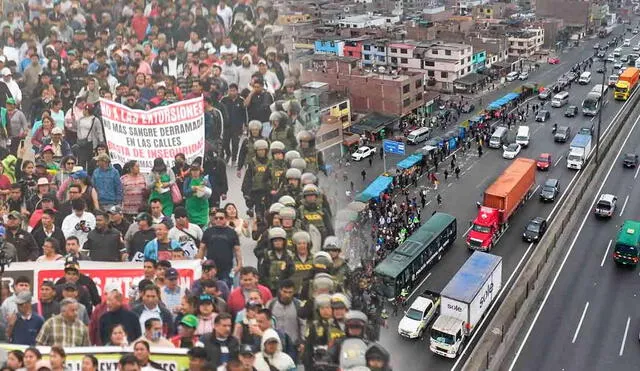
left=552, top=123, right=557, bottom=134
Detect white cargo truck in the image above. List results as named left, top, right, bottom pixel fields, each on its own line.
left=429, top=252, right=502, bottom=359
left=567, top=134, right=592, bottom=170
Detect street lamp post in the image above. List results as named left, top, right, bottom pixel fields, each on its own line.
left=596, top=59, right=606, bottom=167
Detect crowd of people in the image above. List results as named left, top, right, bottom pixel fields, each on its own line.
left=0, top=0, right=394, bottom=370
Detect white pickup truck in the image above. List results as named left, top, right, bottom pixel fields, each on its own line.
left=398, top=290, right=441, bottom=339
left=351, top=146, right=377, bottom=161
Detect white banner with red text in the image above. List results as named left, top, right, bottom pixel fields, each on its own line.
left=98, top=97, right=205, bottom=172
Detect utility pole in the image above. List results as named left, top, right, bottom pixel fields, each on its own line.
left=596, top=59, right=605, bottom=167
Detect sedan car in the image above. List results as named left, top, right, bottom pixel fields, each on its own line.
left=518, top=71, right=529, bottom=80
left=548, top=57, right=560, bottom=64
left=554, top=126, right=571, bottom=142
left=579, top=125, right=594, bottom=136
left=460, top=103, right=475, bottom=113
left=540, top=178, right=560, bottom=202
left=594, top=193, right=617, bottom=218
left=634, top=45, right=640, bottom=51
left=535, top=110, right=550, bottom=122
left=502, top=143, right=522, bottom=159
left=564, top=105, right=578, bottom=117
left=538, top=89, right=551, bottom=100
left=506, top=71, right=520, bottom=81
left=523, top=217, right=547, bottom=242
left=596, top=65, right=606, bottom=73
left=614, top=61, right=623, bottom=70
left=537, top=153, right=552, bottom=170
left=623, top=153, right=639, bottom=167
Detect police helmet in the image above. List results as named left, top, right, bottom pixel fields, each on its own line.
left=301, top=172, right=317, bottom=186
left=344, top=310, right=368, bottom=325
left=292, top=230, right=311, bottom=244
left=278, top=195, right=297, bottom=207
left=285, top=168, right=302, bottom=180
left=279, top=206, right=296, bottom=219
left=330, top=293, right=351, bottom=309
left=248, top=120, right=262, bottom=132
left=290, top=158, right=307, bottom=172
left=315, top=293, right=332, bottom=308
left=270, top=141, right=286, bottom=153
left=136, top=212, right=153, bottom=223
left=268, top=202, right=284, bottom=215
left=302, top=184, right=320, bottom=197
left=313, top=251, right=333, bottom=268
left=268, top=227, right=287, bottom=240
left=284, top=150, right=301, bottom=163
left=323, top=236, right=341, bottom=251
left=296, top=130, right=314, bottom=143
left=254, top=139, right=269, bottom=151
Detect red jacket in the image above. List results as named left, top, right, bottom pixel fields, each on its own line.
left=227, top=285, right=273, bottom=316
left=131, top=15, right=149, bottom=42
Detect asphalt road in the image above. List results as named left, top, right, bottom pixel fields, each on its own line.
left=222, top=27, right=635, bottom=371
left=507, top=86, right=640, bottom=371
left=374, top=29, right=640, bottom=371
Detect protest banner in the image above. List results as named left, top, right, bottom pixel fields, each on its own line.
left=99, top=97, right=205, bottom=172
left=0, top=344, right=189, bottom=371
left=1, top=260, right=201, bottom=300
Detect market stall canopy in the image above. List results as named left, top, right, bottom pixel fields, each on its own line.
left=396, top=153, right=424, bottom=170
left=343, top=133, right=360, bottom=147
left=487, top=92, right=520, bottom=110
left=355, top=175, right=394, bottom=202
left=349, top=112, right=399, bottom=135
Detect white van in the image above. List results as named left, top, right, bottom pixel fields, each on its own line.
left=624, top=38, right=631, bottom=47
left=406, top=127, right=431, bottom=144
left=489, top=126, right=509, bottom=148
left=578, top=71, right=592, bottom=85
left=551, top=91, right=570, bottom=107
left=515, top=125, right=531, bottom=147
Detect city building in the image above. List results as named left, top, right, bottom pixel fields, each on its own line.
left=457, top=0, right=490, bottom=15
left=414, top=42, right=474, bottom=92
left=343, top=37, right=370, bottom=59
left=507, top=29, right=544, bottom=58
left=298, top=55, right=426, bottom=117
left=536, top=0, right=591, bottom=30
left=327, top=14, right=401, bottom=28
left=362, top=39, right=389, bottom=67
left=314, top=37, right=345, bottom=56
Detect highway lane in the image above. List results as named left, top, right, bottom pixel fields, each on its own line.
left=377, top=31, right=640, bottom=371
left=508, top=98, right=640, bottom=371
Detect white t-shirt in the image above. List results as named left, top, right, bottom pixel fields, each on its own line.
left=169, top=223, right=203, bottom=259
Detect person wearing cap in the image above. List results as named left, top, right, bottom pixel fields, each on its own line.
left=245, top=75, right=275, bottom=135
left=61, top=198, right=97, bottom=248
left=5, top=210, right=39, bottom=262
left=107, top=205, right=130, bottom=238
left=238, top=344, right=258, bottom=370
left=254, top=59, right=280, bottom=94
left=160, top=267, right=186, bottom=315
left=125, top=212, right=155, bottom=262
left=84, top=210, right=125, bottom=262
left=169, top=206, right=203, bottom=260
left=91, top=153, right=123, bottom=211
left=0, top=67, right=13, bottom=109
left=5, top=290, right=44, bottom=345
left=253, top=327, right=296, bottom=371
left=171, top=314, right=203, bottom=348
left=44, top=126, right=72, bottom=160
left=1, top=67, right=21, bottom=105
left=26, top=176, right=57, bottom=213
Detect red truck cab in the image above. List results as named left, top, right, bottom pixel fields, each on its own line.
left=467, top=207, right=500, bottom=250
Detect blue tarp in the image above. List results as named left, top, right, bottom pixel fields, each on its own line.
left=396, top=153, right=424, bottom=170
left=356, top=176, right=394, bottom=202
left=487, top=92, right=520, bottom=110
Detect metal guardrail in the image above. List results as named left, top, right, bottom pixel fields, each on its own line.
left=462, top=88, right=640, bottom=371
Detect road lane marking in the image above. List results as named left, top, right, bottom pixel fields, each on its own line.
left=591, top=115, right=597, bottom=122
left=508, top=99, right=640, bottom=371
left=634, top=165, right=640, bottom=179
left=620, top=316, right=631, bottom=356
left=533, top=184, right=540, bottom=195
left=426, top=201, right=431, bottom=206
left=463, top=225, right=472, bottom=236
left=407, top=272, right=432, bottom=301
left=619, top=194, right=630, bottom=216
left=476, top=174, right=492, bottom=189
left=467, top=165, right=474, bottom=171
left=554, top=155, right=564, bottom=167
left=601, top=240, right=613, bottom=267
left=572, top=302, right=590, bottom=343
left=448, top=183, right=453, bottom=188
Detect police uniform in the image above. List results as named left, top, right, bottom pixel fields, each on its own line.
left=259, top=248, right=295, bottom=294
left=269, top=158, right=287, bottom=196
left=241, top=156, right=271, bottom=216
left=291, top=254, right=314, bottom=296
left=299, top=201, right=333, bottom=242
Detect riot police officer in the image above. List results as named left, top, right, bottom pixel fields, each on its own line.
left=258, top=227, right=295, bottom=295
left=284, top=150, right=301, bottom=167
left=269, top=111, right=297, bottom=150
left=302, top=294, right=343, bottom=370
left=299, top=184, right=334, bottom=243
left=291, top=230, right=314, bottom=296
left=324, top=236, right=350, bottom=295
left=280, top=206, right=301, bottom=252
left=290, top=157, right=307, bottom=174
left=278, top=168, right=302, bottom=200
left=237, top=120, right=267, bottom=177
left=302, top=172, right=332, bottom=219
left=278, top=195, right=297, bottom=208
left=298, top=130, right=326, bottom=175
left=268, top=141, right=287, bottom=200
left=325, top=311, right=370, bottom=365
left=253, top=202, right=284, bottom=259
left=241, top=139, right=272, bottom=217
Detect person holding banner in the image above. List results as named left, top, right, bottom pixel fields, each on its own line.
left=182, top=160, right=212, bottom=228
left=146, top=158, right=176, bottom=217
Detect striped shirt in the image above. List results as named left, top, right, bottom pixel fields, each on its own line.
left=35, top=314, right=90, bottom=347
